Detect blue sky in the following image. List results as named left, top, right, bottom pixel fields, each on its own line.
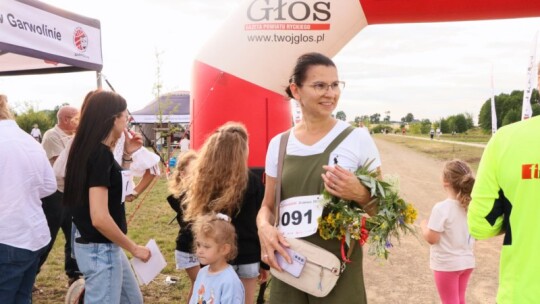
left=2, top=0, right=539, bottom=124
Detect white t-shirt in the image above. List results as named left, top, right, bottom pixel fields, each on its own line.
left=30, top=127, right=41, bottom=138
left=265, top=121, right=381, bottom=177
left=427, top=198, right=475, bottom=271
left=179, top=138, right=190, bottom=152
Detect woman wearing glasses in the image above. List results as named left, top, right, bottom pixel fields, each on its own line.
left=257, top=52, right=381, bottom=303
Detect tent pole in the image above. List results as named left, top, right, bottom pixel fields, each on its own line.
left=96, top=72, right=102, bottom=88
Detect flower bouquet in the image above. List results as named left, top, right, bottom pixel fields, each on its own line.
left=318, top=159, right=418, bottom=260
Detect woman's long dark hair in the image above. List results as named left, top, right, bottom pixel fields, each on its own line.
left=63, top=91, right=127, bottom=207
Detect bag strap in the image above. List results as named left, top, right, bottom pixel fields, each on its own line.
left=274, top=130, right=291, bottom=227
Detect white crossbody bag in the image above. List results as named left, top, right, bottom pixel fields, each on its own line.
left=269, top=130, right=343, bottom=298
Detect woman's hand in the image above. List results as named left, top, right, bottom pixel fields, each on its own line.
left=123, top=129, right=143, bottom=155
left=257, top=222, right=290, bottom=271
left=321, top=165, right=370, bottom=203
left=258, top=269, right=269, bottom=283
left=131, top=245, right=151, bottom=262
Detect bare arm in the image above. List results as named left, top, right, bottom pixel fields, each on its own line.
left=125, top=169, right=156, bottom=202
left=420, top=219, right=440, bottom=245
left=89, top=187, right=151, bottom=262
left=256, top=175, right=291, bottom=270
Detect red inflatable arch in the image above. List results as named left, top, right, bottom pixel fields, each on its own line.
left=192, top=0, right=540, bottom=170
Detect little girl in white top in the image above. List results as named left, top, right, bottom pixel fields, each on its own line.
left=190, top=213, right=245, bottom=304
left=421, top=159, right=475, bottom=304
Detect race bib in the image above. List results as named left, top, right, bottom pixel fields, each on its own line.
left=278, top=195, right=324, bottom=238
left=121, top=170, right=133, bottom=203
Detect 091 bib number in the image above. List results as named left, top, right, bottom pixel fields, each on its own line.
left=281, top=210, right=312, bottom=226
left=278, top=195, right=323, bottom=238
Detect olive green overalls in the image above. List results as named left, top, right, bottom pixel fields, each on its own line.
left=270, top=126, right=367, bottom=304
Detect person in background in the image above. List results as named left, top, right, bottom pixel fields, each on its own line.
left=0, top=94, right=57, bottom=303
left=63, top=91, right=150, bottom=303
left=184, top=122, right=266, bottom=304
left=468, top=105, right=540, bottom=303
left=37, top=105, right=82, bottom=287
left=167, top=150, right=199, bottom=301
left=421, top=159, right=476, bottom=304
left=112, top=130, right=160, bottom=203
left=180, top=131, right=190, bottom=153
left=54, top=90, right=160, bottom=206
left=256, top=52, right=381, bottom=303
left=31, top=123, right=42, bottom=142
left=190, top=213, right=245, bottom=304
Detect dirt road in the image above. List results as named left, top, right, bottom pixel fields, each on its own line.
left=363, top=138, right=502, bottom=304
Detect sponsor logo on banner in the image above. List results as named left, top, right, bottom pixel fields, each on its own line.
left=195, top=0, right=366, bottom=95
left=73, top=27, right=88, bottom=52
left=245, top=0, right=331, bottom=44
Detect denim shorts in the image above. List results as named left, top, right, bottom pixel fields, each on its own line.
left=231, top=262, right=260, bottom=279
left=175, top=250, right=199, bottom=269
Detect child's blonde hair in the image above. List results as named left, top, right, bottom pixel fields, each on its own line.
left=192, top=213, right=238, bottom=262
left=183, top=122, right=249, bottom=221
left=168, top=150, right=198, bottom=197
left=443, top=159, right=475, bottom=209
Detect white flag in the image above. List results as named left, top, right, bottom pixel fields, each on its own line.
left=491, top=66, right=497, bottom=134
left=522, top=31, right=538, bottom=120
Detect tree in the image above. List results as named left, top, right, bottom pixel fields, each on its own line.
left=464, top=112, right=474, bottom=129
left=369, top=113, right=380, bottom=124
left=420, top=119, right=432, bottom=134
left=15, top=104, right=54, bottom=134
left=478, top=89, right=539, bottom=132
left=383, top=110, right=391, bottom=123
left=440, top=118, right=450, bottom=134
left=453, top=114, right=467, bottom=133
left=502, top=108, right=520, bottom=126
left=336, top=110, right=347, bottom=121
left=401, top=113, right=414, bottom=123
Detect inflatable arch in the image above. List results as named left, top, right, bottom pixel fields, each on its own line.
left=192, top=0, right=540, bottom=170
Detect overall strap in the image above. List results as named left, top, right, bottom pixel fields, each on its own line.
left=323, top=126, right=355, bottom=155
left=274, top=130, right=291, bottom=227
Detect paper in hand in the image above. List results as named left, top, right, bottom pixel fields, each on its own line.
left=130, top=239, right=167, bottom=285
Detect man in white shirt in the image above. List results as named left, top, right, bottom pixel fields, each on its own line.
left=0, top=95, right=57, bottom=303
left=38, top=106, right=81, bottom=286
left=30, top=123, right=42, bottom=142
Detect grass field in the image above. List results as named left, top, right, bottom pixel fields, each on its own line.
left=407, top=127, right=491, bottom=144
left=33, top=135, right=486, bottom=303
left=374, top=134, right=485, bottom=171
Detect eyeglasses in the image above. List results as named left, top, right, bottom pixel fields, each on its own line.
left=306, top=81, right=345, bottom=94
